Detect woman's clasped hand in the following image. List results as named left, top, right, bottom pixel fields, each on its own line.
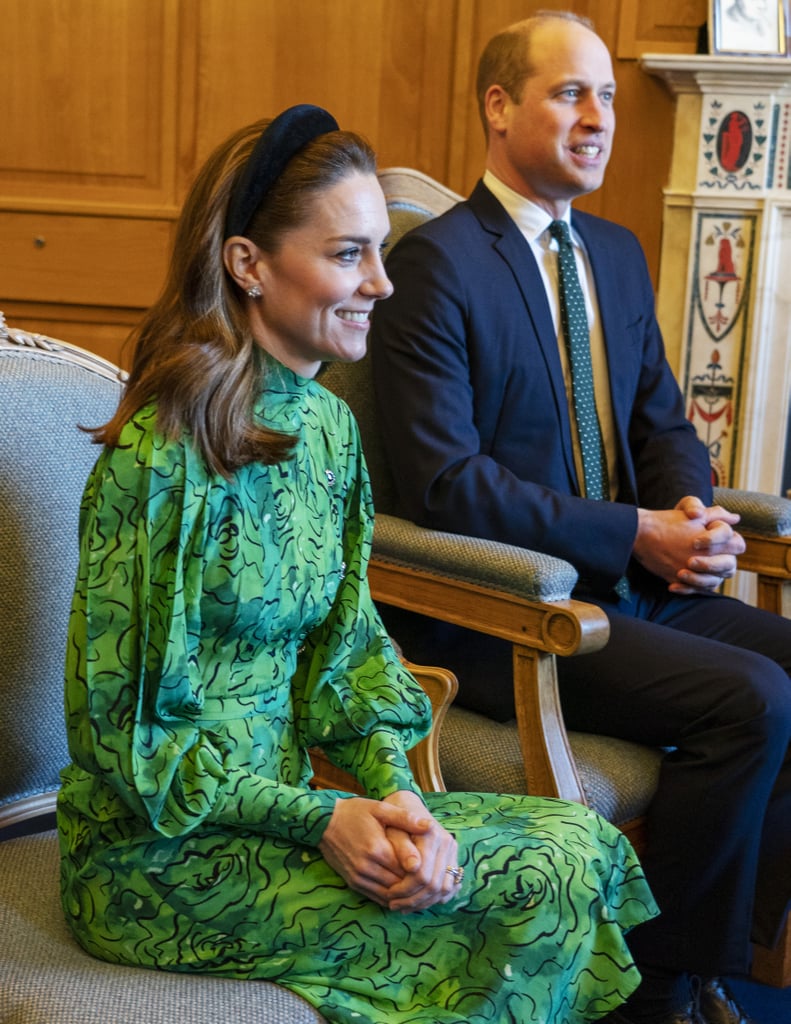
left=319, top=789, right=462, bottom=912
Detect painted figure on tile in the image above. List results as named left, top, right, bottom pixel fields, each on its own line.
left=717, top=111, right=752, bottom=173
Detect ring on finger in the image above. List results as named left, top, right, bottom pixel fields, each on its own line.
left=446, top=865, right=464, bottom=884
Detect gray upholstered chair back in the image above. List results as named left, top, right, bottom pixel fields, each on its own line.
left=0, top=330, right=125, bottom=823
left=320, top=355, right=397, bottom=512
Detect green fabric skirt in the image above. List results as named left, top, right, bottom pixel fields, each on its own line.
left=60, top=791, right=657, bottom=1024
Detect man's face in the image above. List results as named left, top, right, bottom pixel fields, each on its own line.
left=487, top=19, right=616, bottom=217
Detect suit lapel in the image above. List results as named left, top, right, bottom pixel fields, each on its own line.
left=467, top=182, right=577, bottom=479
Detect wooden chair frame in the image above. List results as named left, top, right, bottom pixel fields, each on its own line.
left=310, top=659, right=457, bottom=795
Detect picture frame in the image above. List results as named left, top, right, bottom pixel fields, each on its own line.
left=710, top=0, right=788, bottom=55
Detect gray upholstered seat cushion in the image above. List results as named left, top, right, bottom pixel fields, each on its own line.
left=0, top=831, right=324, bottom=1024
left=440, top=706, right=662, bottom=825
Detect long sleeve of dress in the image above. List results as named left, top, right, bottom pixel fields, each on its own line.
left=289, top=418, right=432, bottom=800
left=64, top=413, right=333, bottom=848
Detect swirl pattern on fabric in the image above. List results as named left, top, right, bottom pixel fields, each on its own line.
left=58, top=357, right=657, bottom=1023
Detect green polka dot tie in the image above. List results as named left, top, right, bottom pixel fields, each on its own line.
left=549, top=219, right=629, bottom=601
left=549, top=219, right=608, bottom=502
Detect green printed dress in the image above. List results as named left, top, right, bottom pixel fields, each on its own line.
left=57, top=357, right=657, bottom=1024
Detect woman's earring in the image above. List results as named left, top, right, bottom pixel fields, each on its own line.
left=246, top=284, right=262, bottom=299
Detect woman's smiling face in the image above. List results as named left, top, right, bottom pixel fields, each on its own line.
left=249, top=171, right=393, bottom=378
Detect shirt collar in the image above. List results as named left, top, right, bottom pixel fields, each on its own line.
left=482, top=170, right=572, bottom=246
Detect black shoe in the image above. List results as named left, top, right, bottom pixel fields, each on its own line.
left=697, top=977, right=756, bottom=1024
left=603, top=1003, right=705, bottom=1024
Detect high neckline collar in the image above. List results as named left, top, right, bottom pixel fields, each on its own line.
left=261, top=349, right=314, bottom=393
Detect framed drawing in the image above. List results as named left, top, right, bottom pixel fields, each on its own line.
left=710, top=0, right=788, bottom=55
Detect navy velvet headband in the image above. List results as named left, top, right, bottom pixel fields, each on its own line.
left=224, top=104, right=340, bottom=239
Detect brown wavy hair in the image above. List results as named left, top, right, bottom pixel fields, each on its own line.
left=93, top=118, right=376, bottom=475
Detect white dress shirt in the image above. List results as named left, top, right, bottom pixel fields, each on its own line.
left=483, top=170, right=619, bottom=499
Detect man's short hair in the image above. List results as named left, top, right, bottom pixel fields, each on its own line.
left=475, top=11, right=595, bottom=136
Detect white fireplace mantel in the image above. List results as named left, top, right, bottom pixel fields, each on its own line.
left=639, top=52, right=791, bottom=514
left=642, top=53, right=791, bottom=95
left=640, top=54, right=791, bottom=603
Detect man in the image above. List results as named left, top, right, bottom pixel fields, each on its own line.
left=371, top=12, right=791, bottom=1024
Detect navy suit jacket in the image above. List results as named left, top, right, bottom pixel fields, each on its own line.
left=371, top=181, right=713, bottom=594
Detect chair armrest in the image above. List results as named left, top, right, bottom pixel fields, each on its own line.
left=0, top=792, right=58, bottom=834
left=368, top=514, right=610, bottom=806
left=715, top=487, right=791, bottom=615
left=404, top=661, right=458, bottom=792
left=370, top=514, right=608, bottom=658
left=373, top=513, right=578, bottom=602
left=714, top=486, right=791, bottom=537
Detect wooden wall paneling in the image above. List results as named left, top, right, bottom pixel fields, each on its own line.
left=190, top=0, right=459, bottom=194
left=446, top=0, right=480, bottom=191
left=382, top=0, right=460, bottom=183
left=443, top=0, right=678, bottom=286
left=446, top=0, right=522, bottom=199
left=0, top=0, right=197, bottom=365
left=0, top=212, right=173, bottom=308
left=0, top=207, right=172, bottom=365
left=617, top=0, right=708, bottom=59
left=0, top=0, right=690, bottom=361
left=172, top=0, right=203, bottom=210
left=0, top=0, right=182, bottom=212
left=0, top=301, right=142, bottom=369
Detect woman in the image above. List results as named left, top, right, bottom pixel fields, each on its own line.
left=57, top=104, right=657, bottom=1023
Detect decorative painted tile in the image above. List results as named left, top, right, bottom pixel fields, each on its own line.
left=698, top=95, right=773, bottom=191
left=683, top=212, right=757, bottom=485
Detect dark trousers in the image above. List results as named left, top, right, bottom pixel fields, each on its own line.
left=562, top=574, right=791, bottom=976
left=381, top=578, right=791, bottom=977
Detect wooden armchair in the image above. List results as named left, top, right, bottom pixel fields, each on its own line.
left=320, top=167, right=791, bottom=988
